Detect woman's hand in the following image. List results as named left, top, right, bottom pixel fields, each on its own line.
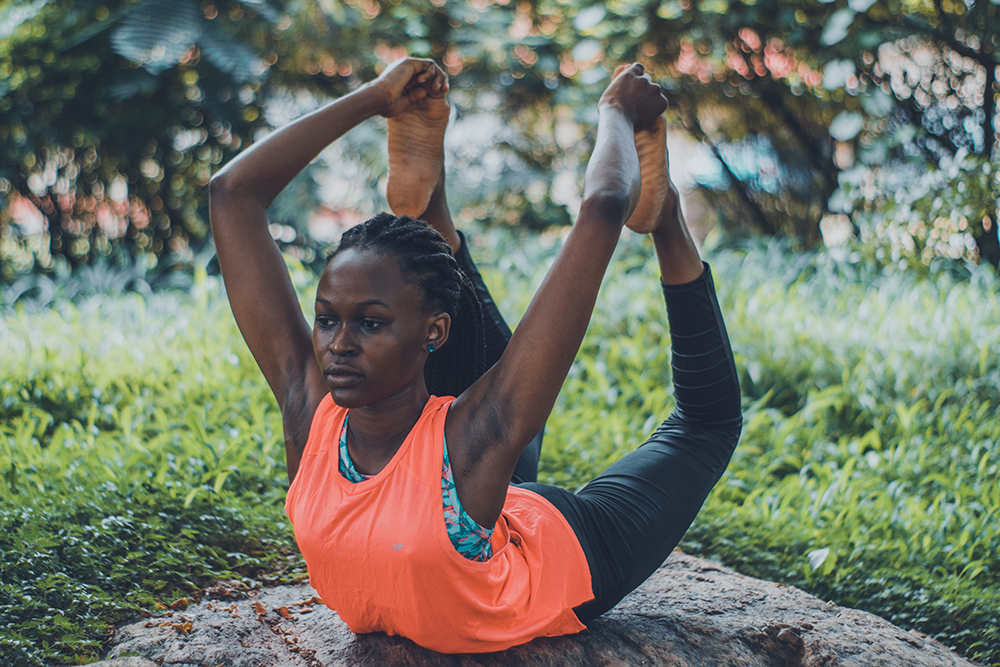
left=211, top=64, right=423, bottom=482
left=598, top=63, right=667, bottom=132
left=366, top=57, right=450, bottom=119
left=578, top=63, right=666, bottom=222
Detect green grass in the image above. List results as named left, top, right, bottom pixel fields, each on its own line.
left=2, top=235, right=998, bottom=665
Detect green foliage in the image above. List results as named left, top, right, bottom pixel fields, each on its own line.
left=0, top=275, right=301, bottom=666
left=2, top=236, right=999, bottom=664
left=479, top=232, right=1000, bottom=665
left=699, top=244, right=1000, bottom=665
left=0, top=0, right=310, bottom=278
left=0, top=490, right=296, bottom=666
left=3, top=0, right=998, bottom=280
left=833, top=151, right=1000, bottom=268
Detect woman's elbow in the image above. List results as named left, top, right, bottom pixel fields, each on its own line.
left=578, top=189, right=632, bottom=228
left=208, top=170, right=245, bottom=228
left=209, top=170, right=236, bottom=204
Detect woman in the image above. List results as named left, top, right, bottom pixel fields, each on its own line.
left=209, top=58, right=741, bottom=653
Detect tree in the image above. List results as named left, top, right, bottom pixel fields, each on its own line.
left=0, top=0, right=571, bottom=280
left=2, top=0, right=997, bottom=281
left=0, top=0, right=287, bottom=279
left=523, top=0, right=998, bottom=261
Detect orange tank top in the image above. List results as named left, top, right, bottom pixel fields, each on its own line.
left=285, top=394, right=593, bottom=653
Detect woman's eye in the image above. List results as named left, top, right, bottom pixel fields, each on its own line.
left=361, top=319, right=383, bottom=331
left=316, top=317, right=336, bottom=329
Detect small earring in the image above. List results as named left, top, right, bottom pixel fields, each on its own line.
left=427, top=344, right=436, bottom=353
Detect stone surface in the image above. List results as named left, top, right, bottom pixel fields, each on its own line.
left=88, top=552, right=980, bottom=667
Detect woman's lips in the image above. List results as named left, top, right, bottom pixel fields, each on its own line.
left=324, top=366, right=363, bottom=387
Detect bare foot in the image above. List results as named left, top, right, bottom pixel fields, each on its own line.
left=610, top=64, right=676, bottom=234
left=628, top=115, right=681, bottom=234
left=386, top=90, right=451, bottom=218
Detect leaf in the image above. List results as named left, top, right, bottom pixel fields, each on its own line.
left=0, top=0, right=49, bottom=41
left=213, top=470, right=230, bottom=494
left=829, top=112, right=864, bottom=141
left=807, top=547, right=830, bottom=571
left=198, top=22, right=266, bottom=83
left=183, top=486, right=200, bottom=508
left=110, top=0, right=203, bottom=74
left=291, top=596, right=323, bottom=607
left=821, top=9, right=856, bottom=46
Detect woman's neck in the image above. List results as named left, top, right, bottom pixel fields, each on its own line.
left=345, top=386, right=430, bottom=475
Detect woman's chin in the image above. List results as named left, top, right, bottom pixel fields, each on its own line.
left=328, top=387, right=367, bottom=409
left=327, top=380, right=422, bottom=410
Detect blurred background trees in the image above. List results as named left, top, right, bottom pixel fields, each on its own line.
left=1, top=0, right=998, bottom=288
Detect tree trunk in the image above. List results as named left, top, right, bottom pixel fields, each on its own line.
left=977, top=216, right=1000, bottom=269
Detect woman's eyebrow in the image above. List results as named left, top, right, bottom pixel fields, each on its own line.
left=315, top=297, right=388, bottom=308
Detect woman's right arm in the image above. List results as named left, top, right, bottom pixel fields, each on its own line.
left=446, top=66, right=669, bottom=526
left=209, top=59, right=448, bottom=476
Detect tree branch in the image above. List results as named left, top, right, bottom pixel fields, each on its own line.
left=984, top=62, right=998, bottom=159
left=674, top=98, right=776, bottom=235
left=866, top=13, right=996, bottom=71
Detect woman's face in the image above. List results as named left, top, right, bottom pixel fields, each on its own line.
left=313, top=248, right=447, bottom=408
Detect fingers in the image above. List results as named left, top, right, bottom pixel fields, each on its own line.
left=600, top=62, right=667, bottom=131
left=397, top=58, right=448, bottom=97
left=372, top=57, right=450, bottom=117
left=611, top=63, right=648, bottom=90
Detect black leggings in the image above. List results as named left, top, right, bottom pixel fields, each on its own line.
left=454, top=235, right=742, bottom=622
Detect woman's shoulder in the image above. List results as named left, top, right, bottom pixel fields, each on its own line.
left=411, top=395, right=455, bottom=438
left=425, top=394, right=460, bottom=425
left=313, top=392, right=345, bottom=428
left=427, top=394, right=456, bottom=410
left=293, top=393, right=343, bottom=456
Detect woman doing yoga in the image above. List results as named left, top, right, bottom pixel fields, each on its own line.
left=209, top=58, right=742, bottom=653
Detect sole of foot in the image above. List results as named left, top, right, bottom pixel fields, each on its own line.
left=386, top=96, right=451, bottom=219
left=627, top=114, right=677, bottom=235
left=611, top=64, right=675, bottom=235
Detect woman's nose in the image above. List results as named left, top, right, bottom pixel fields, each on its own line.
left=329, top=326, right=356, bottom=355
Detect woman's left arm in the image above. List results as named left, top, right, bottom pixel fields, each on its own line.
left=447, top=65, right=668, bottom=525
left=210, top=59, right=447, bottom=479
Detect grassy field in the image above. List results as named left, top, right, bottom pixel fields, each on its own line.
left=2, top=233, right=998, bottom=666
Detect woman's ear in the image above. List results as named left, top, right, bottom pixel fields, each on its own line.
left=425, top=312, right=451, bottom=351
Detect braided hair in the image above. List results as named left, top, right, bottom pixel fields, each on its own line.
left=329, top=212, right=487, bottom=398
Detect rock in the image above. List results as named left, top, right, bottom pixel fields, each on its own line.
left=86, top=552, right=980, bottom=667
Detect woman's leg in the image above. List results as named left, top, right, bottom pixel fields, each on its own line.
left=520, top=265, right=741, bottom=619
left=418, top=172, right=543, bottom=483
left=452, top=230, right=512, bottom=370
left=384, top=93, right=543, bottom=479
left=453, top=232, right=544, bottom=483
left=521, top=131, right=740, bottom=619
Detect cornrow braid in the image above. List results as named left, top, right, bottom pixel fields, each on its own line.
left=330, top=212, right=487, bottom=398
